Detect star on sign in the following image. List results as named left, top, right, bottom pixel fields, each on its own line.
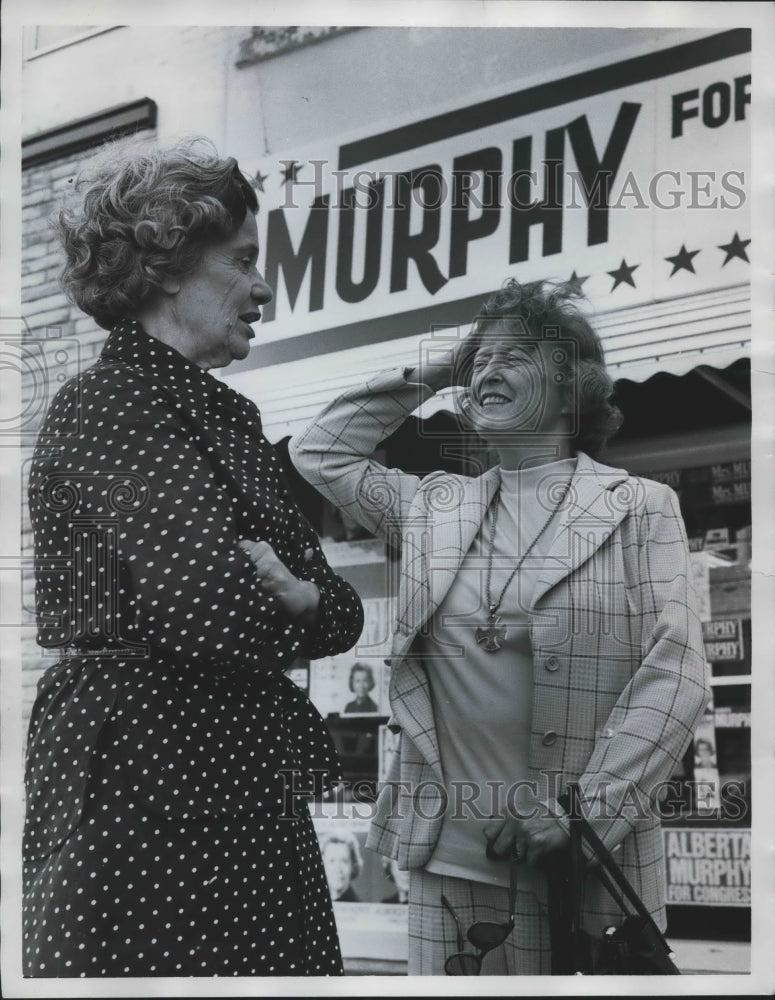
left=253, top=170, right=269, bottom=193
left=566, top=270, right=589, bottom=294
left=718, top=232, right=750, bottom=266
left=665, top=244, right=700, bottom=276
left=281, top=160, right=302, bottom=185
left=607, top=259, right=639, bottom=291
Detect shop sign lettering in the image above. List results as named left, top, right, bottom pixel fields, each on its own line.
left=664, top=828, right=751, bottom=906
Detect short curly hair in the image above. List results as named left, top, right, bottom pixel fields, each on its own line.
left=455, top=278, right=623, bottom=459
left=56, top=135, right=258, bottom=330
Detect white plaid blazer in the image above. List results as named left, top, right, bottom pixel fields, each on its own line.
left=290, top=367, right=711, bottom=931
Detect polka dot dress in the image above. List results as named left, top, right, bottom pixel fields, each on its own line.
left=24, top=320, right=364, bottom=976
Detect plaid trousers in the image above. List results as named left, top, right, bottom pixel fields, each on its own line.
left=408, top=865, right=552, bottom=975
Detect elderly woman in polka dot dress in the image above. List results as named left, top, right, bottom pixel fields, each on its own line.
left=23, top=137, right=364, bottom=977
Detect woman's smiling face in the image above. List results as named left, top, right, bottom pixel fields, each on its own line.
left=466, top=326, right=569, bottom=442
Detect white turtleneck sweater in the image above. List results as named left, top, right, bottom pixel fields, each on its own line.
left=419, top=457, right=576, bottom=888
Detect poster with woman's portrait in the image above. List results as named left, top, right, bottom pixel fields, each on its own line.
left=693, top=709, right=721, bottom=812
left=309, top=598, right=392, bottom=717
left=314, top=812, right=409, bottom=906
left=693, top=710, right=720, bottom=770
left=312, top=809, right=408, bottom=960
left=309, top=655, right=387, bottom=717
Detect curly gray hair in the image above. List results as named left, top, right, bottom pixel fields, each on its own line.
left=56, top=135, right=258, bottom=330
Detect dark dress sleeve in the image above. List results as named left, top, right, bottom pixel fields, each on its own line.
left=29, top=364, right=362, bottom=671
left=283, top=524, right=364, bottom=660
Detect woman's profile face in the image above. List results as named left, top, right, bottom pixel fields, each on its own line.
left=165, top=211, right=273, bottom=370
left=322, top=841, right=353, bottom=898
left=467, top=328, right=568, bottom=440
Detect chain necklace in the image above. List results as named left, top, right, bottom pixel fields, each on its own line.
left=475, top=479, right=570, bottom=653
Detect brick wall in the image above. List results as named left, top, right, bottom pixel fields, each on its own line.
left=19, top=130, right=157, bottom=725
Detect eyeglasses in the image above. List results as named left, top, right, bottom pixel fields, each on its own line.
left=441, top=852, right=519, bottom=976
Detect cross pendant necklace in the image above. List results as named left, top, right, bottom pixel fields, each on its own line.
left=475, top=605, right=509, bottom=652
left=475, top=479, right=568, bottom=653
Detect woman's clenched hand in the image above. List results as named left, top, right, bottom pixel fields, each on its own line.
left=238, top=539, right=320, bottom=624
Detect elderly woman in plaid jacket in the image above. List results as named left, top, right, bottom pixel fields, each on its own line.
left=290, top=278, right=710, bottom=975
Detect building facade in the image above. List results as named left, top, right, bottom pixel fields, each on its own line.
left=18, top=21, right=754, bottom=969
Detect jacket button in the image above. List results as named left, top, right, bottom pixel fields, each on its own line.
left=542, top=730, right=558, bottom=746
left=545, top=656, right=560, bottom=672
